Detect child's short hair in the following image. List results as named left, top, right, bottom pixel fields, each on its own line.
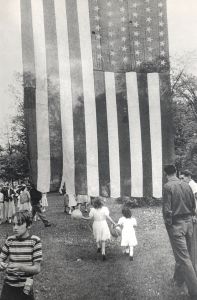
left=92, top=197, right=103, bottom=209
left=12, top=210, right=33, bottom=227
left=122, top=206, right=132, bottom=218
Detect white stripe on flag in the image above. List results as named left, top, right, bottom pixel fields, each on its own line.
left=105, top=72, right=120, bottom=198
left=54, top=0, right=75, bottom=195
left=126, top=72, right=143, bottom=197
left=31, top=0, right=50, bottom=192
left=77, top=0, right=99, bottom=196
left=147, top=73, right=162, bottom=198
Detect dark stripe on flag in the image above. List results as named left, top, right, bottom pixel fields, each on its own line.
left=43, top=0, right=63, bottom=190
left=66, top=0, right=87, bottom=194
left=94, top=70, right=110, bottom=196
left=137, top=73, right=152, bottom=197
left=24, top=88, right=37, bottom=185
left=115, top=73, right=131, bottom=196
left=21, top=0, right=38, bottom=187
left=160, top=72, right=175, bottom=166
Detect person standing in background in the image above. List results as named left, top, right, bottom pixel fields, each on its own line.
left=163, top=165, right=197, bottom=299
left=29, top=184, right=51, bottom=228
left=180, top=170, right=197, bottom=204
left=0, top=188, right=4, bottom=224
left=18, top=185, right=31, bottom=212
left=2, top=184, right=15, bottom=223
left=40, top=193, right=48, bottom=212
left=181, top=170, right=197, bottom=274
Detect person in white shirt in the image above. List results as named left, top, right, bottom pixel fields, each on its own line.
left=180, top=170, right=197, bottom=204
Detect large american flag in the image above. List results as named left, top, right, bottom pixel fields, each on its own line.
left=21, top=0, right=174, bottom=198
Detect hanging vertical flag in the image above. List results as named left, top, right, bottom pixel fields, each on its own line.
left=21, top=0, right=174, bottom=198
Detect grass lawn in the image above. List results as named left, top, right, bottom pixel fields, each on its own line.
left=0, top=193, right=190, bottom=300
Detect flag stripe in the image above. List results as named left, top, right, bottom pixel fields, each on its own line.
left=21, top=0, right=38, bottom=185
left=105, top=72, right=120, bottom=198
left=66, top=0, right=87, bottom=194
left=76, top=0, right=99, bottom=196
left=126, top=72, right=143, bottom=197
left=43, top=0, right=63, bottom=190
left=31, top=0, right=51, bottom=192
left=115, top=73, right=131, bottom=196
left=160, top=72, right=175, bottom=167
left=148, top=73, right=162, bottom=198
left=137, top=73, right=152, bottom=197
left=54, top=0, right=75, bottom=194
left=94, top=70, right=110, bottom=196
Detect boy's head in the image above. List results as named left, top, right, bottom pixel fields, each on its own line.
left=122, top=206, right=132, bottom=218
left=12, top=211, right=32, bottom=238
left=92, top=197, right=103, bottom=209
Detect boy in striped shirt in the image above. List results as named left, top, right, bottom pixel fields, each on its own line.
left=0, top=210, right=42, bottom=300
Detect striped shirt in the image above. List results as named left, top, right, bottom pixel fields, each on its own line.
left=0, top=235, right=42, bottom=287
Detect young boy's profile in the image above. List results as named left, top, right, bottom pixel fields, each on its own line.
left=0, top=210, right=42, bottom=300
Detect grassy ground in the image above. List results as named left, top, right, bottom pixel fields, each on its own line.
left=0, top=194, right=190, bottom=300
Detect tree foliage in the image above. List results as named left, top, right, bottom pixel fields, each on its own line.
left=171, top=61, right=197, bottom=177
left=0, top=74, right=29, bottom=183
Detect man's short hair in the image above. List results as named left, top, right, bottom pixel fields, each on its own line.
left=164, top=164, right=176, bottom=175
left=181, top=169, right=193, bottom=177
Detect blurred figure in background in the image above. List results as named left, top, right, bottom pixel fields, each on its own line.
left=0, top=187, right=4, bottom=224
left=76, top=194, right=90, bottom=213
left=2, top=184, right=15, bottom=223
left=41, top=193, right=48, bottom=213
left=18, top=185, right=31, bottom=212
left=29, top=184, right=51, bottom=227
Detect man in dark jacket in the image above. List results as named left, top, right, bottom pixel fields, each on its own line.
left=163, top=165, right=197, bottom=299
left=30, top=184, right=51, bottom=227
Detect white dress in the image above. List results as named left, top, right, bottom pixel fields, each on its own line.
left=68, top=194, right=77, bottom=208
left=41, top=193, right=48, bottom=207
left=118, top=217, right=137, bottom=247
left=89, top=207, right=111, bottom=242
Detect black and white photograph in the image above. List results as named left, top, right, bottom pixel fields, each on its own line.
left=0, top=0, right=197, bottom=299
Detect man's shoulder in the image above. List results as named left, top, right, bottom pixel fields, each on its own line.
left=164, top=179, right=179, bottom=188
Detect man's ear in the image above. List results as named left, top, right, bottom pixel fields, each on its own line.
left=27, top=224, right=32, bottom=229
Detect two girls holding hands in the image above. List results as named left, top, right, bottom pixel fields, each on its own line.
left=82, top=197, right=137, bottom=261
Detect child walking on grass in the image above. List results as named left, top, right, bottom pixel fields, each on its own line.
left=82, top=197, right=116, bottom=260
left=117, top=206, right=137, bottom=261
left=0, top=210, right=42, bottom=300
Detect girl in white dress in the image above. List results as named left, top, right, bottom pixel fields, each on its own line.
left=41, top=193, right=48, bottom=212
left=82, top=197, right=116, bottom=260
left=117, top=206, right=137, bottom=261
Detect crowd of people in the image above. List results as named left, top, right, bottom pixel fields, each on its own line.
left=1, top=165, right=197, bottom=299
left=0, top=183, right=50, bottom=227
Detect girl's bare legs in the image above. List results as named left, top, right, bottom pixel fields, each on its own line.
left=122, top=246, right=129, bottom=254
left=101, top=241, right=106, bottom=260
left=129, top=246, right=134, bottom=260
left=97, top=242, right=101, bottom=252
